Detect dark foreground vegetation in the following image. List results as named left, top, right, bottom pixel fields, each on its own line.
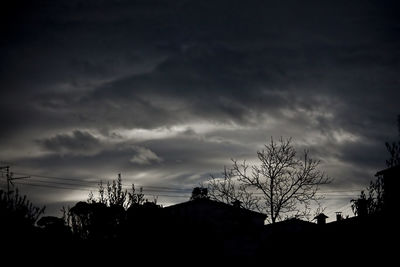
left=1, top=170, right=397, bottom=264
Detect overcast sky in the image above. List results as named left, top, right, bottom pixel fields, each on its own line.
left=1, top=0, right=399, bottom=219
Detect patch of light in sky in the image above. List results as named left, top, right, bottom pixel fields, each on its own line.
left=112, top=121, right=247, bottom=142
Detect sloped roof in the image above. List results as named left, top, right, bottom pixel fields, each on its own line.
left=165, top=198, right=267, bottom=219
left=272, top=217, right=315, bottom=226
left=375, top=164, right=400, bottom=176
left=314, top=213, right=328, bottom=219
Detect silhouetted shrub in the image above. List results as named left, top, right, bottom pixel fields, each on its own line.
left=0, top=188, right=45, bottom=227
left=66, top=174, right=156, bottom=240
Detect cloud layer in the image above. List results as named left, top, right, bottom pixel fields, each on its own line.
left=1, top=0, right=399, bottom=218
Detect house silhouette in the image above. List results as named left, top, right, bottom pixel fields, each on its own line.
left=163, top=197, right=267, bottom=228
left=375, top=164, right=400, bottom=212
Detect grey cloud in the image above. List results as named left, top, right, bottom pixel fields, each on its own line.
left=336, top=141, right=388, bottom=171
left=1, top=0, right=399, bottom=215
left=36, top=130, right=101, bottom=155
left=129, top=146, right=163, bottom=165
left=3, top=0, right=398, bottom=133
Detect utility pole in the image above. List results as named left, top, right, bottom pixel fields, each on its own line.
left=0, top=166, right=10, bottom=196
left=0, top=166, right=30, bottom=200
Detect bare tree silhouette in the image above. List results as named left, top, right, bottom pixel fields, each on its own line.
left=209, top=137, right=331, bottom=223
left=87, top=173, right=144, bottom=209
left=208, top=167, right=260, bottom=210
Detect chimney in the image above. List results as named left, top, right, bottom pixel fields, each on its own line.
left=314, top=213, right=328, bottom=225
left=335, top=212, right=343, bottom=221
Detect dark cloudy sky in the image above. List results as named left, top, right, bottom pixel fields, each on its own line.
left=1, top=0, right=399, bottom=219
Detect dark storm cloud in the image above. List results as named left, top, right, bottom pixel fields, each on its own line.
left=1, top=0, right=399, bottom=216
left=19, top=143, right=163, bottom=173
left=36, top=130, right=101, bottom=155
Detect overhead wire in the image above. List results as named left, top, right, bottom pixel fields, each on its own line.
left=0, top=167, right=364, bottom=201
left=0, top=170, right=193, bottom=198
left=2, top=180, right=192, bottom=199
left=0, top=168, right=188, bottom=185
left=0, top=170, right=191, bottom=192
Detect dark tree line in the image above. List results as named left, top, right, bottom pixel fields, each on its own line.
left=351, top=115, right=399, bottom=217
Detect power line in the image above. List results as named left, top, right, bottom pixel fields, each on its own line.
left=8, top=178, right=190, bottom=194
left=0, top=170, right=191, bottom=192
left=0, top=166, right=365, bottom=201
left=0, top=161, right=15, bottom=166
left=10, top=181, right=191, bottom=198
left=9, top=176, right=190, bottom=194
left=0, top=170, right=104, bottom=184
left=1, top=168, right=192, bottom=197
left=1, top=175, right=361, bottom=200
left=5, top=179, right=358, bottom=201
left=317, top=189, right=362, bottom=193
left=1, top=169, right=193, bottom=197
left=13, top=178, right=98, bottom=189
left=250, top=191, right=360, bottom=197
left=336, top=202, right=352, bottom=212
left=0, top=165, right=365, bottom=194
left=11, top=181, right=93, bottom=192
left=323, top=197, right=355, bottom=200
